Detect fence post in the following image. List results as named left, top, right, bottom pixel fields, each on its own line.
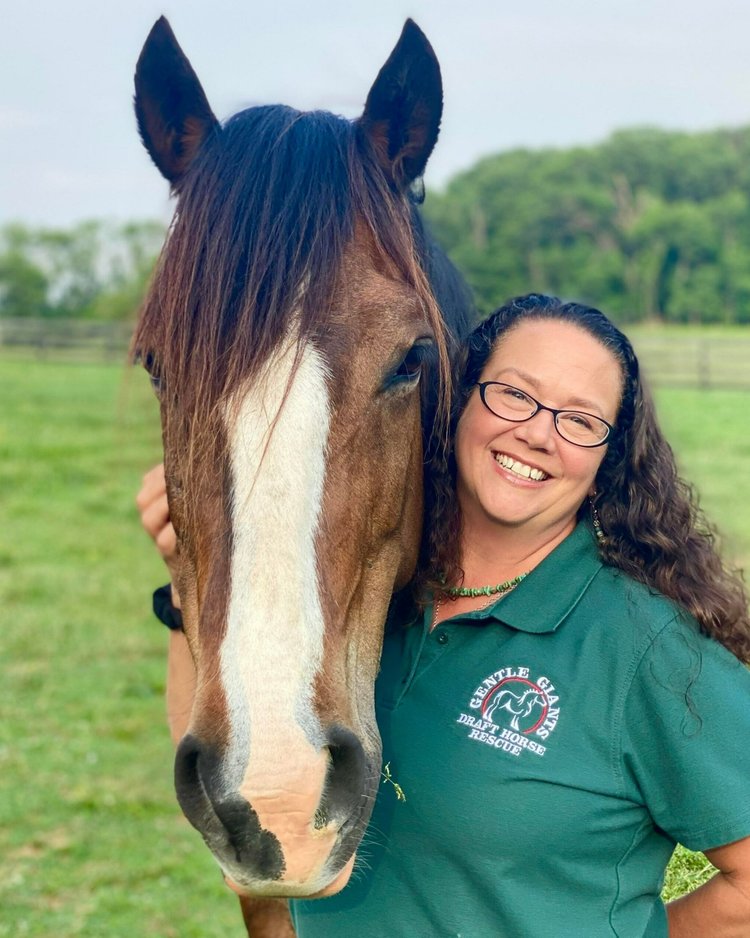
left=697, top=340, right=711, bottom=390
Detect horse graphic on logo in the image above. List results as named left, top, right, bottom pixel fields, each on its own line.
left=484, top=683, right=547, bottom=732
left=463, top=668, right=560, bottom=753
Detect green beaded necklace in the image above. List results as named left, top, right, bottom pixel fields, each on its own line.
left=445, top=572, right=528, bottom=598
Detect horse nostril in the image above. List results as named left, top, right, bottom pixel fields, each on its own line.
left=174, top=735, right=199, bottom=788
left=174, top=734, right=286, bottom=880
left=315, top=726, right=366, bottom=830
left=174, top=734, right=216, bottom=828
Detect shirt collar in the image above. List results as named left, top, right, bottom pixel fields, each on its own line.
left=484, top=521, right=603, bottom=633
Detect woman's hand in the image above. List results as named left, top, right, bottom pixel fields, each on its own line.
left=137, top=462, right=195, bottom=743
left=136, top=463, right=181, bottom=608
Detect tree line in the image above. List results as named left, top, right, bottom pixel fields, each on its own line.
left=424, top=125, right=750, bottom=323
left=0, top=220, right=164, bottom=321
left=2, top=125, right=750, bottom=324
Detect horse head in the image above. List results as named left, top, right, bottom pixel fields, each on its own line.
left=132, top=18, right=469, bottom=898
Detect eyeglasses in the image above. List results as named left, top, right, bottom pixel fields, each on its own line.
left=476, top=382, right=614, bottom=447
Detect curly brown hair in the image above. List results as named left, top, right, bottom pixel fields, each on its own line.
left=418, top=294, right=750, bottom=662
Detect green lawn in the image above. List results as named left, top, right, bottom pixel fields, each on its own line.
left=1, top=356, right=748, bottom=935
left=0, top=358, right=242, bottom=936
left=654, top=387, right=750, bottom=572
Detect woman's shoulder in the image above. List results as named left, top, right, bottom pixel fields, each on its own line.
left=588, top=561, right=690, bottom=637
left=591, top=561, right=747, bottom=677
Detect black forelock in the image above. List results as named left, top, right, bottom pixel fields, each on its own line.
left=174, top=105, right=355, bottom=351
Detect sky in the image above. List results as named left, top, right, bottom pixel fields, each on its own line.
left=3, top=0, right=750, bottom=228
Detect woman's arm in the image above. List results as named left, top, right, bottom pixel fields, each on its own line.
left=667, top=835, right=750, bottom=937
left=166, top=629, right=196, bottom=745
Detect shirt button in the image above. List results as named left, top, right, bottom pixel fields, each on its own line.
left=436, top=631, right=449, bottom=644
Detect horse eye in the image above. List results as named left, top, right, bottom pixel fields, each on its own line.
left=385, top=340, right=433, bottom=391
left=139, top=350, right=163, bottom=397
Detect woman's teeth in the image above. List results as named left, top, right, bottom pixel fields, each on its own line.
left=495, top=453, right=549, bottom=481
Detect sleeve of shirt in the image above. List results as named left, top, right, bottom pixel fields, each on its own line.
left=620, top=617, right=750, bottom=852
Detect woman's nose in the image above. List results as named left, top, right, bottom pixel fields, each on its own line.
left=513, top=409, right=557, bottom=449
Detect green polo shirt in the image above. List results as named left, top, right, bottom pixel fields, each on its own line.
left=290, top=523, right=750, bottom=937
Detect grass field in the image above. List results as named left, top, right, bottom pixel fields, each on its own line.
left=1, top=359, right=242, bottom=936
left=1, top=355, right=748, bottom=936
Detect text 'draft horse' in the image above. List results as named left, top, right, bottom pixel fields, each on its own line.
left=132, top=15, right=470, bottom=937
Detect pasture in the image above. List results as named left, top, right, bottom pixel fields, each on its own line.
left=1, top=351, right=748, bottom=936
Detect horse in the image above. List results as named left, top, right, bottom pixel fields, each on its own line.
left=485, top=687, right=547, bottom=731
left=132, top=16, right=471, bottom=935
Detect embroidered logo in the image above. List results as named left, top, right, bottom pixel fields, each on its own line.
left=456, top=666, right=560, bottom=758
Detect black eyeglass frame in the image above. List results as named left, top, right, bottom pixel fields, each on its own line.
left=475, top=381, right=615, bottom=448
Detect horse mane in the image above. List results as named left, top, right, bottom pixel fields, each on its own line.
left=133, top=105, right=465, bottom=457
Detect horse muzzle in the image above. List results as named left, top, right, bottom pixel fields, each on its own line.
left=174, top=727, right=377, bottom=896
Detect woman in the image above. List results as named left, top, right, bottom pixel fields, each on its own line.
left=138, top=294, right=750, bottom=937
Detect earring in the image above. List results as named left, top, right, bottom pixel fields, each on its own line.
left=590, top=497, right=605, bottom=542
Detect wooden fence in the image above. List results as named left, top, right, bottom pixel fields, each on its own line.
left=1, top=318, right=749, bottom=390
left=632, top=334, right=750, bottom=391
left=0, top=318, right=132, bottom=362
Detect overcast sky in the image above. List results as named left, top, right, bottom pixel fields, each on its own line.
left=3, top=0, right=750, bottom=228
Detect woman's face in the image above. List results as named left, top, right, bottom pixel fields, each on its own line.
left=454, top=319, right=622, bottom=544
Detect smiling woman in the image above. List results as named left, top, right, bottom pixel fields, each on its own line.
left=284, top=293, right=750, bottom=937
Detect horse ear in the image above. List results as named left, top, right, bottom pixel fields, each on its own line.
left=134, top=17, right=220, bottom=188
left=359, top=19, right=442, bottom=191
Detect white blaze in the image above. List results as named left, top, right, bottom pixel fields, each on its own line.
left=221, top=338, right=331, bottom=816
